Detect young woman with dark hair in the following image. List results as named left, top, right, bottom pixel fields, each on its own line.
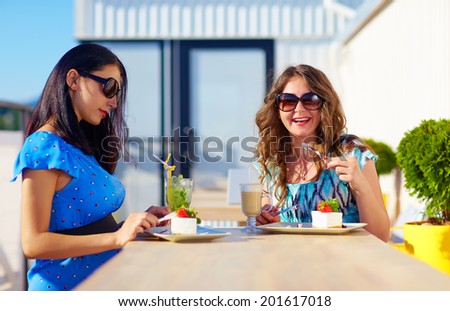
left=11, top=43, right=168, bottom=290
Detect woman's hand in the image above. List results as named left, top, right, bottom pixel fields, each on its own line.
left=256, top=204, right=280, bottom=226
left=115, top=212, right=159, bottom=247
left=327, top=155, right=391, bottom=242
left=146, top=205, right=170, bottom=218
left=326, top=156, right=366, bottom=191
left=146, top=205, right=171, bottom=226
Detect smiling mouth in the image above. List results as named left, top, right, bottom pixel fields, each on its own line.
left=293, top=117, right=310, bottom=124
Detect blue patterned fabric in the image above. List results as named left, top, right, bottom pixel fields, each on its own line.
left=11, top=131, right=125, bottom=290
left=261, top=145, right=377, bottom=223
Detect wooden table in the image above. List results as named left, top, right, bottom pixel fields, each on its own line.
left=76, top=228, right=450, bottom=291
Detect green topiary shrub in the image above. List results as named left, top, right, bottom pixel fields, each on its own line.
left=363, top=138, right=397, bottom=176
left=396, top=119, right=450, bottom=224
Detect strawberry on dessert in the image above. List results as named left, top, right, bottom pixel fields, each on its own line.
left=176, top=208, right=190, bottom=218
left=316, top=198, right=339, bottom=213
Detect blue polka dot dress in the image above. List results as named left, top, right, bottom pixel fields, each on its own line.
left=11, top=131, right=126, bottom=290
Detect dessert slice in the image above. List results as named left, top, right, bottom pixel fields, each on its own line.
left=170, top=207, right=200, bottom=235
left=311, top=199, right=343, bottom=228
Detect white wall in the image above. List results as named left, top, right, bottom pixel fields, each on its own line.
left=337, top=0, right=449, bottom=220
left=339, top=0, right=449, bottom=146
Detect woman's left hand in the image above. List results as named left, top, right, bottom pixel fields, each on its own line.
left=146, top=205, right=171, bottom=226
left=327, top=155, right=390, bottom=242
left=326, top=155, right=366, bottom=191
left=256, top=204, right=280, bottom=226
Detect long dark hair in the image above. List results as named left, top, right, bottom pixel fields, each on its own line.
left=26, top=43, right=128, bottom=173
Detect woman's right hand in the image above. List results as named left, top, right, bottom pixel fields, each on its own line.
left=115, top=212, right=158, bottom=247
left=256, top=204, right=280, bottom=226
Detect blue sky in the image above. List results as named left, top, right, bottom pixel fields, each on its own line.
left=0, top=0, right=77, bottom=104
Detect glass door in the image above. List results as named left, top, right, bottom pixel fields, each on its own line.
left=171, top=40, right=274, bottom=203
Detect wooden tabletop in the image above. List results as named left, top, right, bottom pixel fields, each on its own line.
left=75, top=227, right=450, bottom=291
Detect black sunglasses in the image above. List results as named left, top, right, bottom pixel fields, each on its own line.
left=78, top=71, right=121, bottom=99
left=276, top=92, right=323, bottom=112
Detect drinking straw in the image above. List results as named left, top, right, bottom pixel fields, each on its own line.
left=154, top=153, right=176, bottom=209
left=152, top=153, right=176, bottom=174
left=163, top=153, right=175, bottom=176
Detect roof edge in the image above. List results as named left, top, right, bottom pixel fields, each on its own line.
left=334, top=0, right=393, bottom=46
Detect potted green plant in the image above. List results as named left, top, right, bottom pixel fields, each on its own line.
left=363, top=138, right=397, bottom=176
left=396, top=118, right=450, bottom=274
left=363, top=138, right=401, bottom=219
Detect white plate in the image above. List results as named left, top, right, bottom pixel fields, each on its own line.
left=258, top=222, right=367, bottom=234
left=148, top=226, right=231, bottom=242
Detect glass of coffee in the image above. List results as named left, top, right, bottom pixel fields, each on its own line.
left=239, top=183, right=263, bottom=233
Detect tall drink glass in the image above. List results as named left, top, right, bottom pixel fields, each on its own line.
left=165, top=176, right=193, bottom=211
left=240, top=183, right=263, bottom=233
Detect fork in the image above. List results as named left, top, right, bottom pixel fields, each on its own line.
left=261, top=205, right=297, bottom=216
left=302, top=143, right=328, bottom=165
left=271, top=205, right=298, bottom=216
left=157, top=211, right=177, bottom=224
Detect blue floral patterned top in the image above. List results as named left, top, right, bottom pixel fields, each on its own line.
left=11, top=131, right=125, bottom=290
left=261, top=145, right=377, bottom=224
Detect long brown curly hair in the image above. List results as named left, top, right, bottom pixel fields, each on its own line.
left=255, top=64, right=350, bottom=206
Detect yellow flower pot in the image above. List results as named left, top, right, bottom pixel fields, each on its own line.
left=403, top=221, right=450, bottom=275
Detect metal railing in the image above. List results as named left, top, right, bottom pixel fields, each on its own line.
left=0, top=100, right=33, bottom=132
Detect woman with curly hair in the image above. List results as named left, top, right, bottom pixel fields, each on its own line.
left=255, top=64, right=390, bottom=241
